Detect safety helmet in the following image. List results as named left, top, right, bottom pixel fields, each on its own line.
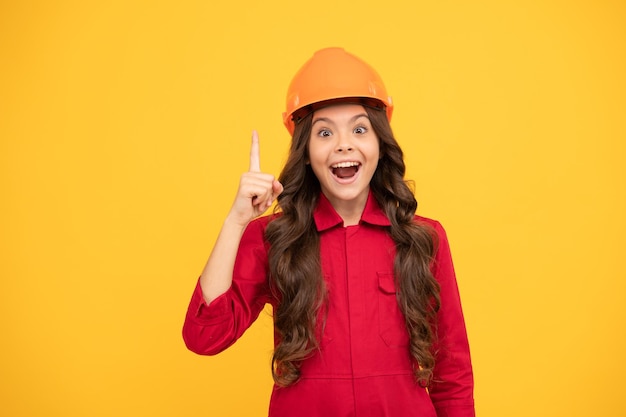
left=283, top=47, right=394, bottom=135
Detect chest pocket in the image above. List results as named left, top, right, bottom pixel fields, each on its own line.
left=377, top=273, right=410, bottom=348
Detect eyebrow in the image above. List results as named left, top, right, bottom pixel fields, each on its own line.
left=311, top=113, right=370, bottom=126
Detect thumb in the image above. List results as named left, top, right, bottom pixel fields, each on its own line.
left=272, top=180, right=284, bottom=197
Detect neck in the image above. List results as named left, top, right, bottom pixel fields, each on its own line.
left=324, top=191, right=369, bottom=227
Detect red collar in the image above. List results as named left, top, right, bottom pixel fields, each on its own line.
left=313, top=191, right=391, bottom=232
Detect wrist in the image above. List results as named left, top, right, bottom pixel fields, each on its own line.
left=223, top=213, right=250, bottom=231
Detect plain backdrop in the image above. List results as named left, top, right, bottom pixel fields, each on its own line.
left=1, top=1, right=625, bottom=416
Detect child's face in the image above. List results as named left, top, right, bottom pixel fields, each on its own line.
left=308, top=103, right=380, bottom=211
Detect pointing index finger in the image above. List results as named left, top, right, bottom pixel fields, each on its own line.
left=249, top=130, right=261, bottom=173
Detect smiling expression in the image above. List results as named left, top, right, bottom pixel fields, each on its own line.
left=308, top=104, right=380, bottom=218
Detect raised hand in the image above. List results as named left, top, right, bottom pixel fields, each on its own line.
left=227, top=131, right=283, bottom=227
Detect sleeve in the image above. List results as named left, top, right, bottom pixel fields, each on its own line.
left=182, top=218, right=273, bottom=355
left=428, top=221, right=475, bottom=417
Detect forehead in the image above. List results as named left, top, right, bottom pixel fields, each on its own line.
left=312, top=104, right=368, bottom=121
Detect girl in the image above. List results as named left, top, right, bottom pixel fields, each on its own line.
left=183, top=47, right=475, bottom=417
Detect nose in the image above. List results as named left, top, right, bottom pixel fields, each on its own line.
left=336, top=144, right=353, bottom=152
left=335, top=133, right=354, bottom=152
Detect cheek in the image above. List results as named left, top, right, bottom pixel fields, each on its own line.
left=308, top=141, right=331, bottom=164
left=368, top=142, right=381, bottom=160
left=306, top=152, right=327, bottom=176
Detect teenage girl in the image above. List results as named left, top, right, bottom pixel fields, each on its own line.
left=183, top=47, right=475, bottom=417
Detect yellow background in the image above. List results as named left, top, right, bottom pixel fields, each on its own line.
left=1, top=1, right=625, bottom=416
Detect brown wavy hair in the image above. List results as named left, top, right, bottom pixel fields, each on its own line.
left=265, top=105, right=441, bottom=387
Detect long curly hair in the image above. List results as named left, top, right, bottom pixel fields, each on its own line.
left=265, top=105, right=441, bottom=387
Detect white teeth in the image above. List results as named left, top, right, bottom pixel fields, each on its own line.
left=331, top=161, right=359, bottom=168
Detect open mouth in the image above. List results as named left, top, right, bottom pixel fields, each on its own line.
left=331, top=161, right=361, bottom=179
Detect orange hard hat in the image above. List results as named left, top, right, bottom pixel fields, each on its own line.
left=283, top=47, right=394, bottom=135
